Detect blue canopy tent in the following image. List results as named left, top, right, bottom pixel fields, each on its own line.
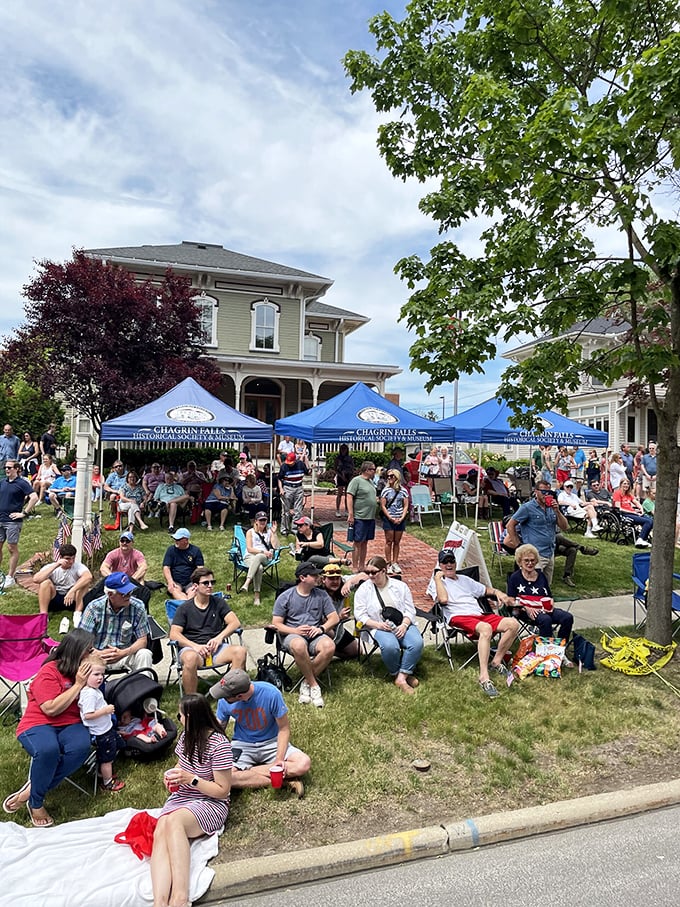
left=275, top=382, right=455, bottom=444
left=275, top=382, right=455, bottom=519
left=439, top=397, right=608, bottom=447
left=439, top=397, right=609, bottom=525
left=101, top=377, right=273, bottom=444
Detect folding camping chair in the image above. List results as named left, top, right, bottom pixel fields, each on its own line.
left=228, top=524, right=283, bottom=592
left=632, top=551, right=680, bottom=634
left=416, top=566, right=504, bottom=671
left=488, top=521, right=514, bottom=576
left=410, top=484, right=443, bottom=527
left=0, top=613, right=56, bottom=721
left=165, top=597, right=243, bottom=695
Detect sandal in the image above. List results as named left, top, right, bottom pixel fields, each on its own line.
left=2, top=780, right=30, bottom=814
left=102, top=778, right=126, bottom=792
left=27, top=804, right=54, bottom=827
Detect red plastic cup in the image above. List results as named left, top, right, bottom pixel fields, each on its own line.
left=164, top=770, right=180, bottom=793
left=226, top=583, right=232, bottom=593
left=269, top=763, right=284, bottom=789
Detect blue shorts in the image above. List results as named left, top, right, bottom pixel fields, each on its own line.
left=353, top=518, right=375, bottom=543
left=93, top=725, right=126, bottom=764
left=382, top=518, right=406, bottom=533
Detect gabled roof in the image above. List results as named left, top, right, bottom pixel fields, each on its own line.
left=307, top=300, right=368, bottom=323
left=505, top=317, right=630, bottom=359
left=85, top=241, right=331, bottom=284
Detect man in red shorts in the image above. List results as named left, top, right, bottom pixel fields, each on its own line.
left=427, top=549, right=518, bottom=699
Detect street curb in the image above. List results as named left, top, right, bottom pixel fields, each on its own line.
left=204, top=778, right=680, bottom=902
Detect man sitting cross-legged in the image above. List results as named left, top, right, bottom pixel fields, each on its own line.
left=427, top=549, right=517, bottom=699
left=210, top=668, right=309, bottom=798
left=271, top=561, right=339, bottom=708
left=169, top=566, right=247, bottom=694
left=35, top=543, right=92, bottom=624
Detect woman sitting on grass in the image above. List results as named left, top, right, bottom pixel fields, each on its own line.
left=151, top=693, right=232, bottom=907
left=353, top=555, right=423, bottom=694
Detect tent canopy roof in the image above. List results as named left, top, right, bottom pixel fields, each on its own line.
left=100, top=377, right=272, bottom=444
left=275, top=383, right=455, bottom=444
left=441, top=398, right=608, bottom=447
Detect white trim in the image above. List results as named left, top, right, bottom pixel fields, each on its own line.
left=250, top=298, right=281, bottom=353
left=192, top=292, right=218, bottom=347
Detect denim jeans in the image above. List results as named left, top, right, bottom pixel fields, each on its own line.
left=374, top=624, right=424, bottom=676
left=18, top=723, right=92, bottom=808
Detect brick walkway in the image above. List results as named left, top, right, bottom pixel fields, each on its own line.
left=308, top=492, right=439, bottom=611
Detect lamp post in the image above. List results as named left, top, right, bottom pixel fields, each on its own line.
left=440, top=395, right=445, bottom=419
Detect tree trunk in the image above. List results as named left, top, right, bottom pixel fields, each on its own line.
left=645, top=438, right=680, bottom=644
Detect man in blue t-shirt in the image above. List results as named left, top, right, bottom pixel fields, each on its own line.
left=162, top=528, right=204, bottom=600
left=505, top=478, right=569, bottom=585
left=210, top=669, right=309, bottom=797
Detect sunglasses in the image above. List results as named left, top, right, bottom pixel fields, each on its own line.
left=364, top=569, right=383, bottom=576
left=198, top=579, right=215, bottom=586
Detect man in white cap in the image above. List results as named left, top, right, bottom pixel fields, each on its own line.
left=557, top=479, right=601, bottom=538
left=80, top=571, right=152, bottom=670
left=210, top=669, right=309, bottom=797
left=162, top=528, right=204, bottom=600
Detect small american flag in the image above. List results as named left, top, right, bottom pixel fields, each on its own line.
left=58, top=510, right=72, bottom=539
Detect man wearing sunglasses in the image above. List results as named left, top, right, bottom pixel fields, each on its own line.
left=169, top=566, right=247, bottom=693
left=80, top=571, right=152, bottom=670
left=0, top=459, right=38, bottom=589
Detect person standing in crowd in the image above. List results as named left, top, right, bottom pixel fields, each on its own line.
left=0, top=459, right=38, bottom=589
left=347, top=461, right=378, bottom=573
left=0, top=424, right=20, bottom=474
left=334, top=444, right=355, bottom=518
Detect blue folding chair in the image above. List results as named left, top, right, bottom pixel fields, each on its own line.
left=165, top=595, right=243, bottom=695
left=632, top=551, right=680, bottom=634
left=228, top=524, right=283, bottom=593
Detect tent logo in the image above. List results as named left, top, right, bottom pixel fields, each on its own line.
left=357, top=407, right=398, bottom=424
left=538, top=418, right=554, bottom=429
left=166, top=405, right=215, bottom=423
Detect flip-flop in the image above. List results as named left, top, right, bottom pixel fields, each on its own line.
left=27, top=803, right=54, bottom=828
left=2, top=780, right=30, bottom=814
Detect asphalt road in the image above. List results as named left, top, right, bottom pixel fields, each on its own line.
left=217, top=805, right=680, bottom=906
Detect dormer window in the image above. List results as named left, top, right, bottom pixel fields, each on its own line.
left=192, top=292, right=218, bottom=347
left=250, top=298, right=280, bottom=352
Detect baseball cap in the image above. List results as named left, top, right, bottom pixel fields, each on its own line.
left=322, top=563, right=343, bottom=576
left=295, top=561, right=321, bottom=578
left=285, top=452, right=296, bottom=464
left=564, top=480, right=574, bottom=487
left=209, top=669, right=252, bottom=700
left=294, top=516, right=312, bottom=527
left=104, top=571, right=136, bottom=595
left=172, top=528, right=191, bottom=540
left=239, top=452, right=247, bottom=459
left=61, top=465, right=72, bottom=472
left=119, top=531, right=135, bottom=542
left=438, top=549, right=456, bottom=564
left=254, top=511, right=268, bottom=521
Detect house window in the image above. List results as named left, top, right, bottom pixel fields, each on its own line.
left=250, top=299, right=280, bottom=352
left=193, top=293, right=218, bottom=347
left=304, top=334, right=321, bottom=361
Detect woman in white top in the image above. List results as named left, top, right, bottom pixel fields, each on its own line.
left=242, top=511, right=279, bottom=606
left=608, top=452, right=627, bottom=491
left=33, top=454, right=60, bottom=503
left=353, top=556, right=424, bottom=694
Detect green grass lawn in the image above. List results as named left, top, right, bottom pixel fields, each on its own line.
left=2, top=507, right=680, bottom=861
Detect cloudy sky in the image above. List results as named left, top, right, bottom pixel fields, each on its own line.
left=0, top=0, right=508, bottom=416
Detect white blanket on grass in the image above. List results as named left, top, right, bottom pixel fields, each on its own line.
left=0, top=807, right=219, bottom=907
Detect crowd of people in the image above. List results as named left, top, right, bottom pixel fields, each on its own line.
left=0, top=432, right=671, bottom=905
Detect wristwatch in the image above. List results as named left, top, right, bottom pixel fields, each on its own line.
left=191, top=776, right=200, bottom=787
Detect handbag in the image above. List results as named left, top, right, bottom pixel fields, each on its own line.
left=373, top=584, right=403, bottom=626
left=570, top=633, right=597, bottom=670
left=114, top=810, right=158, bottom=860
left=256, top=653, right=293, bottom=691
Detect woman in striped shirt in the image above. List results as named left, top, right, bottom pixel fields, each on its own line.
left=151, top=694, right=232, bottom=907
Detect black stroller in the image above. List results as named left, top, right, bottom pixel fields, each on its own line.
left=105, top=668, right=177, bottom=760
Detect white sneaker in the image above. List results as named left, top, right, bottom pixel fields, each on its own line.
left=219, top=525, right=225, bottom=531
left=298, top=680, right=311, bottom=704
left=635, top=538, right=652, bottom=548
left=72, top=611, right=82, bottom=628
left=391, top=563, right=401, bottom=574
left=584, top=530, right=596, bottom=539
left=58, top=617, right=70, bottom=634
left=3, top=575, right=15, bottom=589
left=335, top=510, right=342, bottom=518
left=206, top=525, right=213, bottom=531
left=591, top=523, right=602, bottom=532
left=310, top=685, right=324, bottom=708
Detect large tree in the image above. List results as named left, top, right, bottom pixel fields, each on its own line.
left=3, top=250, right=222, bottom=435
left=0, top=377, right=65, bottom=443
left=345, top=0, right=680, bottom=644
